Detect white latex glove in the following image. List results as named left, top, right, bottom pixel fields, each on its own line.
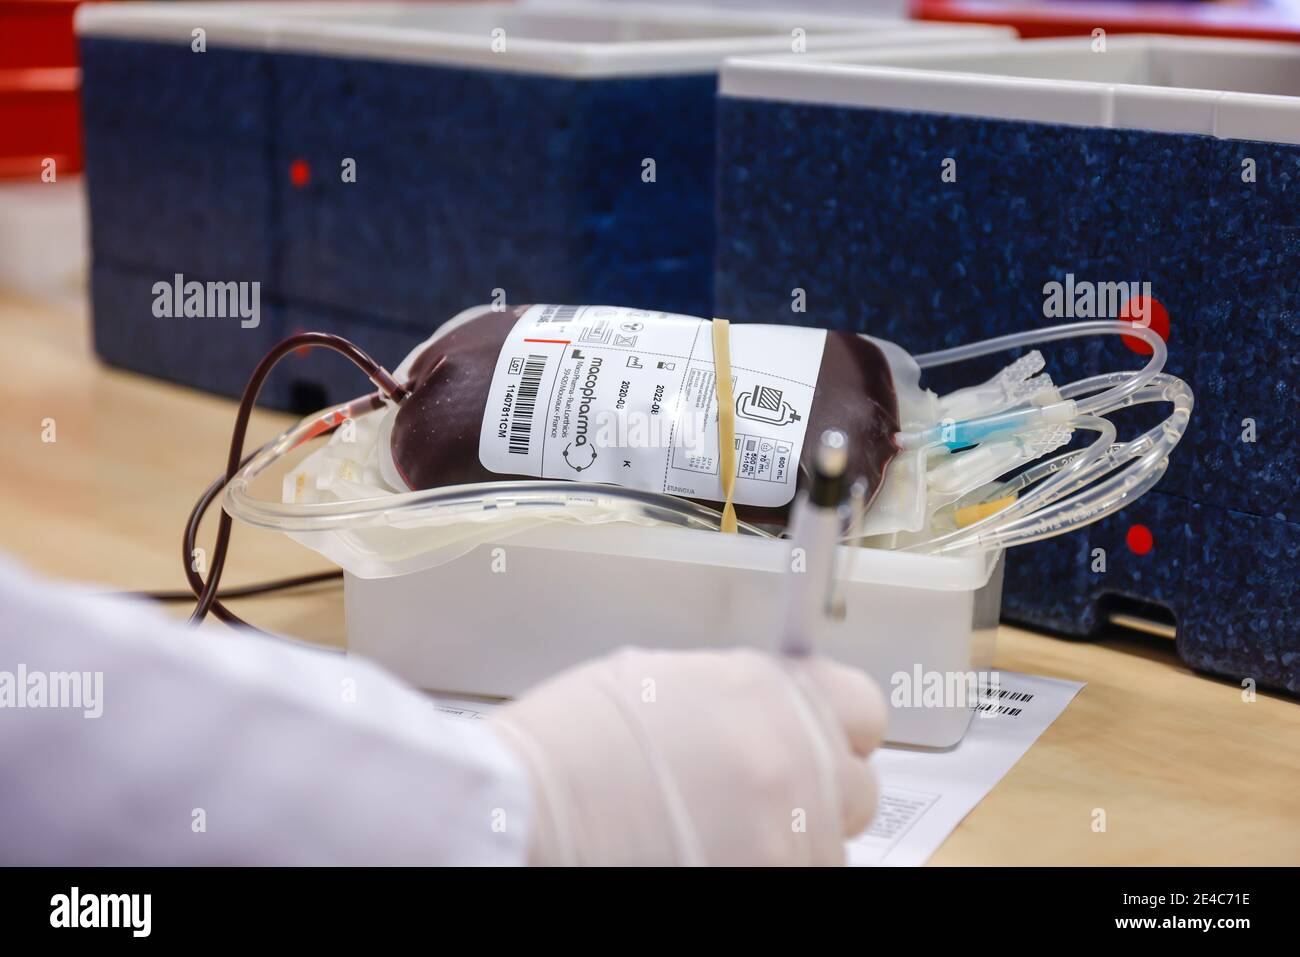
left=489, top=647, right=885, bottom=866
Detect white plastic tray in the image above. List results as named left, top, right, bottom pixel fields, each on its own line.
left=345, top=521, right=1003, bottom=748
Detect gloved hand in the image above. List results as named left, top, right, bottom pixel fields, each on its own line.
left=489, top=648, right=885, bottom=866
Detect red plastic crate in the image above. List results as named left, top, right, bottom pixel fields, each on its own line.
left=0, top=66, right=80, bottom=178
left=0, top=0, right=80, bottom=68
left=0, top=0, right=89, bottom=179
left=915, top=0, right=1300, bottom=41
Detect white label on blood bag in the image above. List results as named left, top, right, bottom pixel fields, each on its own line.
left=478, top=305, right=825, bottom=509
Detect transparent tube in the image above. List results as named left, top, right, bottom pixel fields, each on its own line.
left=944, top=444, right=1172, bottom=553
left=898, top=321, right=1168, bottom=450
left=901, top=415, right=1117, bottom=553
left=915, top=320, right=1166, bottom=417
left=222, top=399, right=774, bottom=538
left=1014, top=373, right=1192, bottom=503
left=985, top=374, right=1192, bottom=515
left=912, top=373, right=1193, bottom=554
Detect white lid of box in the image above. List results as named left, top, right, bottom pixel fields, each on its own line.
left=74, top=2, right=1010, bottom=78
left=721, top=34, right=1300, bottom=145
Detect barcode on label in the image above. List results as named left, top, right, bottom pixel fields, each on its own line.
left=538, top=305, right=579, bottom=324
left=975, top=703, right=1023, bottom=718
left=509, top=354, right=547, bottom=455
left=981, top=688, right=1035, bottom=703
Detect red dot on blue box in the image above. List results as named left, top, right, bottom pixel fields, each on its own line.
left=290, top=158, right=311, bottom=189
left=1126, top=524, right=1154, bottom=556
left=1119, top=296, right=1169, bottom=355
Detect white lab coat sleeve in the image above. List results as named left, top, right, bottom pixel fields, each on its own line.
left=0, top=557, right=532, bottom=865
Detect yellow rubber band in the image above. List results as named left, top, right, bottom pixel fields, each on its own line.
left=712, top=318, right=738, bottom=534
left=954, top=495, right=1017, bottom=529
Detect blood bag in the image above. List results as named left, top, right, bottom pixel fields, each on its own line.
left=379, top=304, right=910, bottom=526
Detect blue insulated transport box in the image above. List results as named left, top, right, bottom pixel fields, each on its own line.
left=75, top=1, right=1004, bottom=412
left=715, top=36, right=1299, bottom=693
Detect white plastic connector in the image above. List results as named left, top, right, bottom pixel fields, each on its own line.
left=937, top=350, right=1058, bottom=422
left=926, top=423, right=1074, bottom=497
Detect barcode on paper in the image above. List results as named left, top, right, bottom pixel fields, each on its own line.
left=975, top=703, right=1023, bottom=718
left=981, top=688, right=1035, bottom=703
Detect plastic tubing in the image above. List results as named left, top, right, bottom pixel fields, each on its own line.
left=913, top=373, right=1193, bottom=554
left=915, top=320, right=1166, bottom=416
left=941, top=433, right=1174, bottom=553
left=902, top=415, right=1117, bottom=553
left=222, top=399, right=774, bottom=538
left=897, top=321, right=1167, bottom=450
left=977, top=373, right=1192, bottom=516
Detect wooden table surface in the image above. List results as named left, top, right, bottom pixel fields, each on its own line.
left=3, top=289, right=1297, bottom=865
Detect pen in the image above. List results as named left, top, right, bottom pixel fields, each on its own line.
left=779, top=429, right=849, bottom=656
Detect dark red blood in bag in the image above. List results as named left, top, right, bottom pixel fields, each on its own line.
left=390, top=306, right=901, bottom=526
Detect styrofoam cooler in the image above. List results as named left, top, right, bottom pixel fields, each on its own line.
left=713, top=36, right=1299, bottom=694
left=75, top=1, right=1007, bottom=412
left=345, top=522, right=1005, bottom=748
